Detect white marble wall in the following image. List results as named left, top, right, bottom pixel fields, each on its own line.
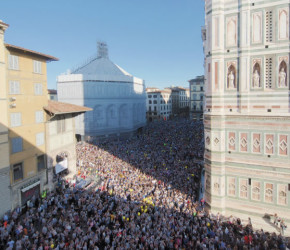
left=58, top=75, right=146, bottom=136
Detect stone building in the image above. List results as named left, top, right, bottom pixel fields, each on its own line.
left=0, top=20, right=11, bottom=216
left=146, top=88, right=172, bottom=121
left=168, top=87, right=190, bottom=116
left=57, top=42, right=146, bottom=140
left=44, top=101, right=91, bottom=190
left=189, top=76, right=205, bottom=120
left=203, top=0, right=290, bottom=221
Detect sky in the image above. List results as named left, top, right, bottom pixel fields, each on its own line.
left=1, top=0, right=205, bottom=90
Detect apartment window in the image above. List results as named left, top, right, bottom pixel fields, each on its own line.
left=8, top=55, right=19, bottom=70
left=11, top=137, right=23, bottom=154
left=148, top=95, right=152, bottom=98
left=57, top=115, right=66, bottom=133
left=201, top=86, right=203, bottom=91
left=149, top=100, right=152, bottom=104
left=153, top=95, right=157, bottom=98
left=240, top=179, right=248, bottom=199
left=36, top=132, right=44, bottom=146
left=37, top=155, right=45, bottom=172
left=13, top=163, right=23, bottom=181
left=193, top=106, right=196, bottom=110
left=9, top=81, right=20, bottom=94
left=33, top=60, right=42, bottom=74
left=200, top=95, right=203, bottom=100
left=265, top=183, right=274, bottom=203
left=10, top=113, right=22, bottom=127
left=154, top=106, right=157, bottom=112
left=265, top=10, right=273, bottom=43
left=251, top=181, right=261, bottom=201
left=153, top=100, right=157, bottom=104
left=34, top=83, right=43, bottom=95
left=35, top=111, right=44, bottom=123
left=149, top=107, right=151, bottom=112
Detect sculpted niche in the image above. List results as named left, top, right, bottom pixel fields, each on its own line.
left=279, top=61, right=287, bottom=88
left=227, top=65, right=236, bottom=89
left=252, top=63, right=261, bottom=88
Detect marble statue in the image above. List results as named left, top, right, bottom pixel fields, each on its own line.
left=228, top=71, right=235, bottom=88
left=253, top=69, right=260, bottom=88
left=279, top=68, right=287, bottom=87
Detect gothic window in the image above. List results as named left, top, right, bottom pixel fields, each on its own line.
left=228, top=177, right=236, bottom=196
left=253, top=13, right=262, bottom=43
left=277, top=184, right=287, bottom=205
left=240, top=179, right=248, bottom=199
left=251, top=181, right=261, bottom=201
left=265, top=183, right=274, bottom=203
left=279, top=10, right=288, bottom=40
left=265, top=57, right=273, bottom=89
left=227, top=18, right=237, bottom=46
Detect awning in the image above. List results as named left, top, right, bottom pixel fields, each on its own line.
left=21, top=181, right=40, bottom=192
left=55, top=159, right=68, bottom=174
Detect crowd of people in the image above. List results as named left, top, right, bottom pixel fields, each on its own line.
left=0, top=120, right=289, bottom=249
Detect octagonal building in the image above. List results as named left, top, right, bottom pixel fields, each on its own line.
left=57, top=42, right=146, bottom=140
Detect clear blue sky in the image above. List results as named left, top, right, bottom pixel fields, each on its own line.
left=1, top=0, right=205, bottom=90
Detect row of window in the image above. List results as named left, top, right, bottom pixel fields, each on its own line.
left=191, top=94, right=203, bottom=100
left=191, top=86, right=204, bottom=92
left=9, top=81, right=43, bottom=95
left=13, top=155, right=45, bottom=182
left=148, top=100, right=172, bottom=104
left=11, top=133, right=45, bottom=154
left=8, top=55, right=42, bottom=73
left=10, top=111, right=44, bottom=127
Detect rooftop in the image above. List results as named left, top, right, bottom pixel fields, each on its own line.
left=44, top=100, right=92, bottom=116
left=5, top=44, right=58, bottom=61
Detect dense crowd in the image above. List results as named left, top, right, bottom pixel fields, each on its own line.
left=0, top=120, right=289, bottom=249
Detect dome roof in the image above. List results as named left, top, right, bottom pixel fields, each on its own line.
left=73, top=56, right=132, bottom=80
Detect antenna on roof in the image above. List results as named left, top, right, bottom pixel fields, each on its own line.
left=97, top=41, right=108, bottom=59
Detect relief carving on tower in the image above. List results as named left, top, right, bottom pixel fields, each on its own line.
left=278, top=56, right=288, bottom=88
left=213, top=176, right=220, bottom=195
left=227, top=61, right=237, bottom=89
left=205, top=131, right=211, bottom=150
left=240, top=133, right=248, bottom=152
left=212, top=132, right=220, bottom=151
left=279, top=135, right=288, bottom=156
left=228, top=132, right=236, bottom=151
left=252, top=59, right=262, bottom=88
left=252, top=133, right=261, bottom=153
left=278, top=8, right=288, bottom=40
left=265, top=134, right=274, bottom=155
left=226, top=16, right=237, bottom=47
left=252, top=12, right=262, bottom=43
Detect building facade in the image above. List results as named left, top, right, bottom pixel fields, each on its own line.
left=203, top=0, right=290, bottom=221
left=189, top=76, right=205, bottom=120
left=47, top=89, right=57, bottom=101
left=44, top=101, right=91, bottom=190
left=146, top=88, right=172, bottom=121
left=0, top=20, right=12, bottom=216
left=168, top=87, right=190, bottom=116
left=57, top=42, right=146, bottom=140
left=5, top=42, right=58, bottom=209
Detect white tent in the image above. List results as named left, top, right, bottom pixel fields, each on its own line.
left=55, top=158, right=68, bottom=174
